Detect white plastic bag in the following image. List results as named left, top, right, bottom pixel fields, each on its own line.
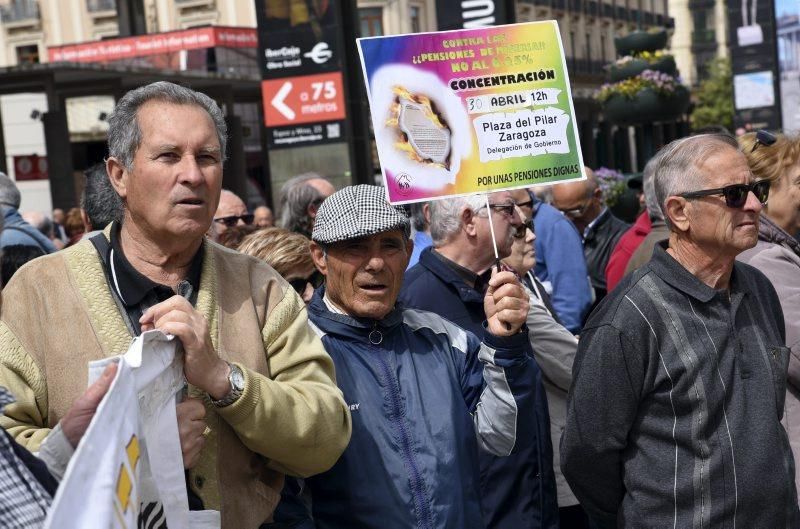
left=44, top=330, right=220, bottom=529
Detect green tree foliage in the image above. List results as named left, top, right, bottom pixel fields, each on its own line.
left=690, top=57, right=733, bottom=131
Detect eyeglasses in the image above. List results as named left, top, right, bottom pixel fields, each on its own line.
left=679, top=180, right=771, bottom=209
left=559, top=201, right=590, bottom=218
left=477, top=202, right=517, bottom=218
left=515, top=199, right=534, bottom=210
left=213, top=214, right=254, bottom=227
left=289, top=270, right=324, bottom=294
left=750, top=129, right=777, bottom=153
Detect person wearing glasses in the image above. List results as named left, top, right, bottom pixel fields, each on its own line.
left=562, top=134, right=799, bottom=528
left=238, top=227, right=323, bottom=304
left=401, top=191, right=558, bottom=529
left=551, top=167, right=630, bottom=307
left=737, top=131, right=800, bottom=502
left=209, top=189, right=253, bottom=242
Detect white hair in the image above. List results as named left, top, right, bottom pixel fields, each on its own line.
left=651, top=133, right=739, bottom=229
left=429, top=194, right=487, bottom=246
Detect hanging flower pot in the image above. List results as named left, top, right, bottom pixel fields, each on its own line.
left=607, top=54, right=677, bottom=82
left=608, top=58, right=649, bottom=82
left=596, top=70, right=690, bottom=125
left=614, top=30, right=668, bottom=57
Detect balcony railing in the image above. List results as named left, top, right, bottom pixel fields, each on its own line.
left=87, top=0, right=116, bottom=12
left=0, top=0, right=39, bottom=24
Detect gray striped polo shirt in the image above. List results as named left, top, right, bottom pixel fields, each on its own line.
left=561, top=242, right=798, bottom=529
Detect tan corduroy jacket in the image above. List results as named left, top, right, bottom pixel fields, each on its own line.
left=0, top=230, right=351, bottom=528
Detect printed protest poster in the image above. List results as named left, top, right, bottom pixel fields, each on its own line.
left=357, top=21, right=584, bottom=204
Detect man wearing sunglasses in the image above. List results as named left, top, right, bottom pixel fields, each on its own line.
left=209, top=189, right=253, bottom=241
left=401, top=191, right=558, bottom=528
left=562, top=134, right=799, bottom=528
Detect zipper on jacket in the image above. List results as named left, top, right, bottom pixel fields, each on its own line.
left=371, top=325, right=434, bottom=529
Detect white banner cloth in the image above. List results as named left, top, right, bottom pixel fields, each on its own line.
left=44, top=330, right=220, bottom=529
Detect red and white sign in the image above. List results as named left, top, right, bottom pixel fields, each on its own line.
left=262, top=72, right=346, bottom=127
left=48, top=26, right=257, bottom=63
left=14, top=155, right=48, bottom=181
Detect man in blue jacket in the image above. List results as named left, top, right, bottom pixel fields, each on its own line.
left=401, top=192, right=559, bottom=529
left=529, top=193, right=591, bottom=333
left=300, top=185, right=541, bottom=529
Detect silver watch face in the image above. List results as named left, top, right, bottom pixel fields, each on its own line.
left=230, top=365, right=245, bottom=390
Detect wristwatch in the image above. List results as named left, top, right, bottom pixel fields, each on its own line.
left=210, top=361, right=244, bottom=408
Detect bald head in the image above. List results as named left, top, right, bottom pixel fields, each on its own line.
left=212, top=189, right=249, bottom=240
left=551, top=167, right=602, bottom=233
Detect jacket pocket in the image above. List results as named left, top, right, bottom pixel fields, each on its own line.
left=769, top=345, right=791, bottom=418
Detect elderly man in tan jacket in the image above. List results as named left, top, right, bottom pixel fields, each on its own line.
left=0, top=81, right=351, bottom=528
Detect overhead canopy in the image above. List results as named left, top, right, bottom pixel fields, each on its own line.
left=0, top=62, right=261, bottom=208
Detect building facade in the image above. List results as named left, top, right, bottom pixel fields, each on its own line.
left=1, top=0, right=675, bottom=213
left=668, top=0, right=727, bottom=87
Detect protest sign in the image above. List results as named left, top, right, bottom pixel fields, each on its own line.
left=44, top=331, right=219, bottom=529
left=357, top=21, right=584, bottom=204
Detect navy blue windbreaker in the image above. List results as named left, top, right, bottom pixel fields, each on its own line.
left=400, top=247, right=559, bottom=529
left=301, top=289, right=539, bottom=529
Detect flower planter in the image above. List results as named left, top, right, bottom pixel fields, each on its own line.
left=614, top=30, right=669, bottom=57
left=601, top=86, right=691, bottom=125
left=607, top=56, right=676, bottom=82
left=608, top=59, right=648, bottom=82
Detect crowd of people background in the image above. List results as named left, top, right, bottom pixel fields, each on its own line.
left=0, top=81, right=798, bottom=528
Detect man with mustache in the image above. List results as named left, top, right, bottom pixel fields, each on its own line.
left=562, top=134, right=800, bottom=527
left=0, top=81, right=350, bottom=527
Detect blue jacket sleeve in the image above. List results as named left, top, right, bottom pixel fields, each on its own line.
left=461, top=328, right=539, bottom=457
left=534, top=215, right=592, bottom=333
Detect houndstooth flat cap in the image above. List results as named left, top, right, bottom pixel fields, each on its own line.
left=312, top=185, right=410, bottom=244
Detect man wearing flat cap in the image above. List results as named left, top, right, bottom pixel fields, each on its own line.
left=287, top=184, right=540, bottom=528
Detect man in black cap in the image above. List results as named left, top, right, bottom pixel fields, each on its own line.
left=284, top=184, right=540, bottom=529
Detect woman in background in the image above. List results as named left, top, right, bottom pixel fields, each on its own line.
left=739, top=131, right=800, bottom=501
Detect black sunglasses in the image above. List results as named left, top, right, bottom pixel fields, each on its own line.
left=512, top=219, right=535, bottom=239
left=679, top=180, right=770, bottom=209
left=289, top=270, right=325, bottom=294
left=213, top=214, right=254, bottom=227
left=750, top=129, right=777, bottom=153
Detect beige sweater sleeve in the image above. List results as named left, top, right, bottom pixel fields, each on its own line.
left=0, top=321, right=51, bottom=451
left=214, top=288, right=351, bottom=478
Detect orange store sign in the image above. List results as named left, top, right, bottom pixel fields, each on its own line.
left=262, top=72, right=346, bottom=127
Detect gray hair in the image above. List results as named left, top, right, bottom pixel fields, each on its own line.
left=82, top=163, right=123, bottom=229
left=278, top=172, right=330, bottom=236
left=107, top=81, right=227, bottom=170
left=429, top=194, right=487, bottom=246
left=642, top=158, right=662, bottom=222
left=651, top=133, right=739, bottom=229
left=0, top=172, right=21, bottom=209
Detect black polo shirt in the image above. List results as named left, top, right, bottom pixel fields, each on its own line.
left=106, top=222, right=203, bottom=336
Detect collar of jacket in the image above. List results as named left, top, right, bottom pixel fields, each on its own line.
left=308, top=286, right=405, bottom=341
left=583, top=207, right=611, bottom=242
left=758, top=213, right=800, bottom=257
left=418, top=246, right=485, bottom=304
left=648, top=240, right=749, bottom=305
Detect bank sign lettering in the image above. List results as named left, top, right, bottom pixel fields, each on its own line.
left=357, top=21, right=585, bottom=204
